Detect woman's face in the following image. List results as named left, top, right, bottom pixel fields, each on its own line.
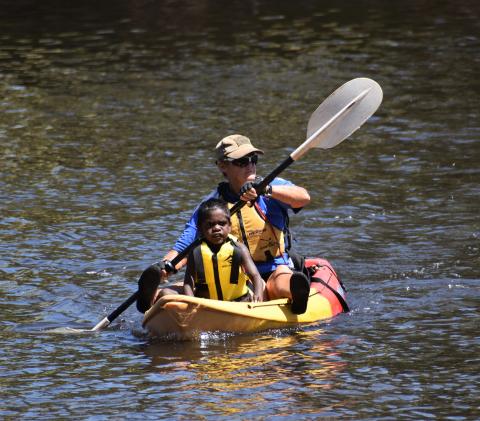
left=217, top=155, right=257, bottom=194
left=200, top=208, right=231, bottom=245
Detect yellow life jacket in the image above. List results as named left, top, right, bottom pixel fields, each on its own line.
left=228, top=202, right=285, bottom=263
left=193, top=235, right=249, bottom=301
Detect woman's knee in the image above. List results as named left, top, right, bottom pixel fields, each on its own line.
left=266, top=267, right=293, bottom=299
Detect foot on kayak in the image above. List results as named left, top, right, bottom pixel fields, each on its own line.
left=136, top=264, right=162, bottom=313
left=290, top=271, right=310, bottom=315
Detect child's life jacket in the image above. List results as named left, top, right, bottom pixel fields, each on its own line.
left=191, top=235, right=250, bottom=301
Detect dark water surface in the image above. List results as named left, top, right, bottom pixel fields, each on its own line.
left=1, top=1, right=479, bottom=419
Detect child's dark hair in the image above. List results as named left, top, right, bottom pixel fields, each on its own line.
left=197, top=198, right=231, bottom=227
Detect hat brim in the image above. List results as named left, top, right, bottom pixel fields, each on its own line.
left=225, top=144, right=264, bottom=160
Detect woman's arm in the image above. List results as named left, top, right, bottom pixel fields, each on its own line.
left=267, top=184, right=310, bottom=209
left=239, top=178, right=310, bottom=209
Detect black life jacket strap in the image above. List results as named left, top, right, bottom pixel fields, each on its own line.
left=192, top=244, right=206, bottom=285
left=229, top=239, right=242, bottom=285
left=211, top=253, right=224, bottom=301
left=235, top=210, right=250, bottom=252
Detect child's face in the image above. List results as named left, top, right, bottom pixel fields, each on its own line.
left=200, top=209, right=231, bottom=245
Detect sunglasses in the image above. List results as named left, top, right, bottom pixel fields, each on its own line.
left=229, top=155, right=258, bottom=167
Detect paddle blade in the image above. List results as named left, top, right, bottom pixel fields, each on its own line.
left=306, top=77, right=383, bottom=150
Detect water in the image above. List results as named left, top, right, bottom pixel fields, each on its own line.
left=1, top=0, right=479, bottom=419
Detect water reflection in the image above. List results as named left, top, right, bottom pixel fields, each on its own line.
left=142, top=328, right=347, bottom=415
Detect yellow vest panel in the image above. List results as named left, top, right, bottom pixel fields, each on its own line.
left=228, top=203, right=285, bottom=263
left=194, top=237, right=249, bottom=301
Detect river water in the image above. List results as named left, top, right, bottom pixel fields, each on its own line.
left=1, top=0, right=479, bottom=419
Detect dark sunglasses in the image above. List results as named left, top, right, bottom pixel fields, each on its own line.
left=229, top=155, right=258, bottom=167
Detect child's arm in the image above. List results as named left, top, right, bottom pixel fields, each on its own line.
left=236, top=242, right=264, bottom=302
left=183, top=257, right=195, bottom=297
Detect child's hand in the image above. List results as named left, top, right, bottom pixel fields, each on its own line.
left=160, top=268, right=170, bottom=284
left=160, top=259, right=181, bottom=283
left=159, top=271, right=169, bottom=284
left=253, top=292, right=263, bottom=302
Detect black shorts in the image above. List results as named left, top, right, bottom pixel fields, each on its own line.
left=260, top=271, right=273, bottom=282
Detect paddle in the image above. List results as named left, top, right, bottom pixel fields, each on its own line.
left=230, top=77, right=383, bottom=214
left=89, top=77, right=382, bottom=331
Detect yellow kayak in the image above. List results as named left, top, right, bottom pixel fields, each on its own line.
left=142, top=258, right=348, bottom=338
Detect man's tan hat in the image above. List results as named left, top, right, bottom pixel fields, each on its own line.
left=215, top=134, right=264, bottom=161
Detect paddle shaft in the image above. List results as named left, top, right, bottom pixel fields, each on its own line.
left=91, top=292, right=139, bottom=331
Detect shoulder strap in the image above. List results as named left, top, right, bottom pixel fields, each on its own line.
left=229, top=239, right=242, bottom=285
left=235, top=209, right=250, bottom=250
left=253, top=201, right=266, bottom=222
left=284, top=212, right=293, bottom=251
left=218, top=183, right=252, bottom=247
left=211, top=253, right=224, bottom=301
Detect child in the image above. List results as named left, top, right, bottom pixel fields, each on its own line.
left=138, top=198, right=264, bottom=310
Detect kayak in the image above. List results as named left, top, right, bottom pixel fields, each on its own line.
left=142, top=258, right=347, bottom=338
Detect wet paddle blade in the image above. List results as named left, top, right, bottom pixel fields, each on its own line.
left=47, top=327, right=97, bottom=334
left=291, top=78, right=382, bottom=160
